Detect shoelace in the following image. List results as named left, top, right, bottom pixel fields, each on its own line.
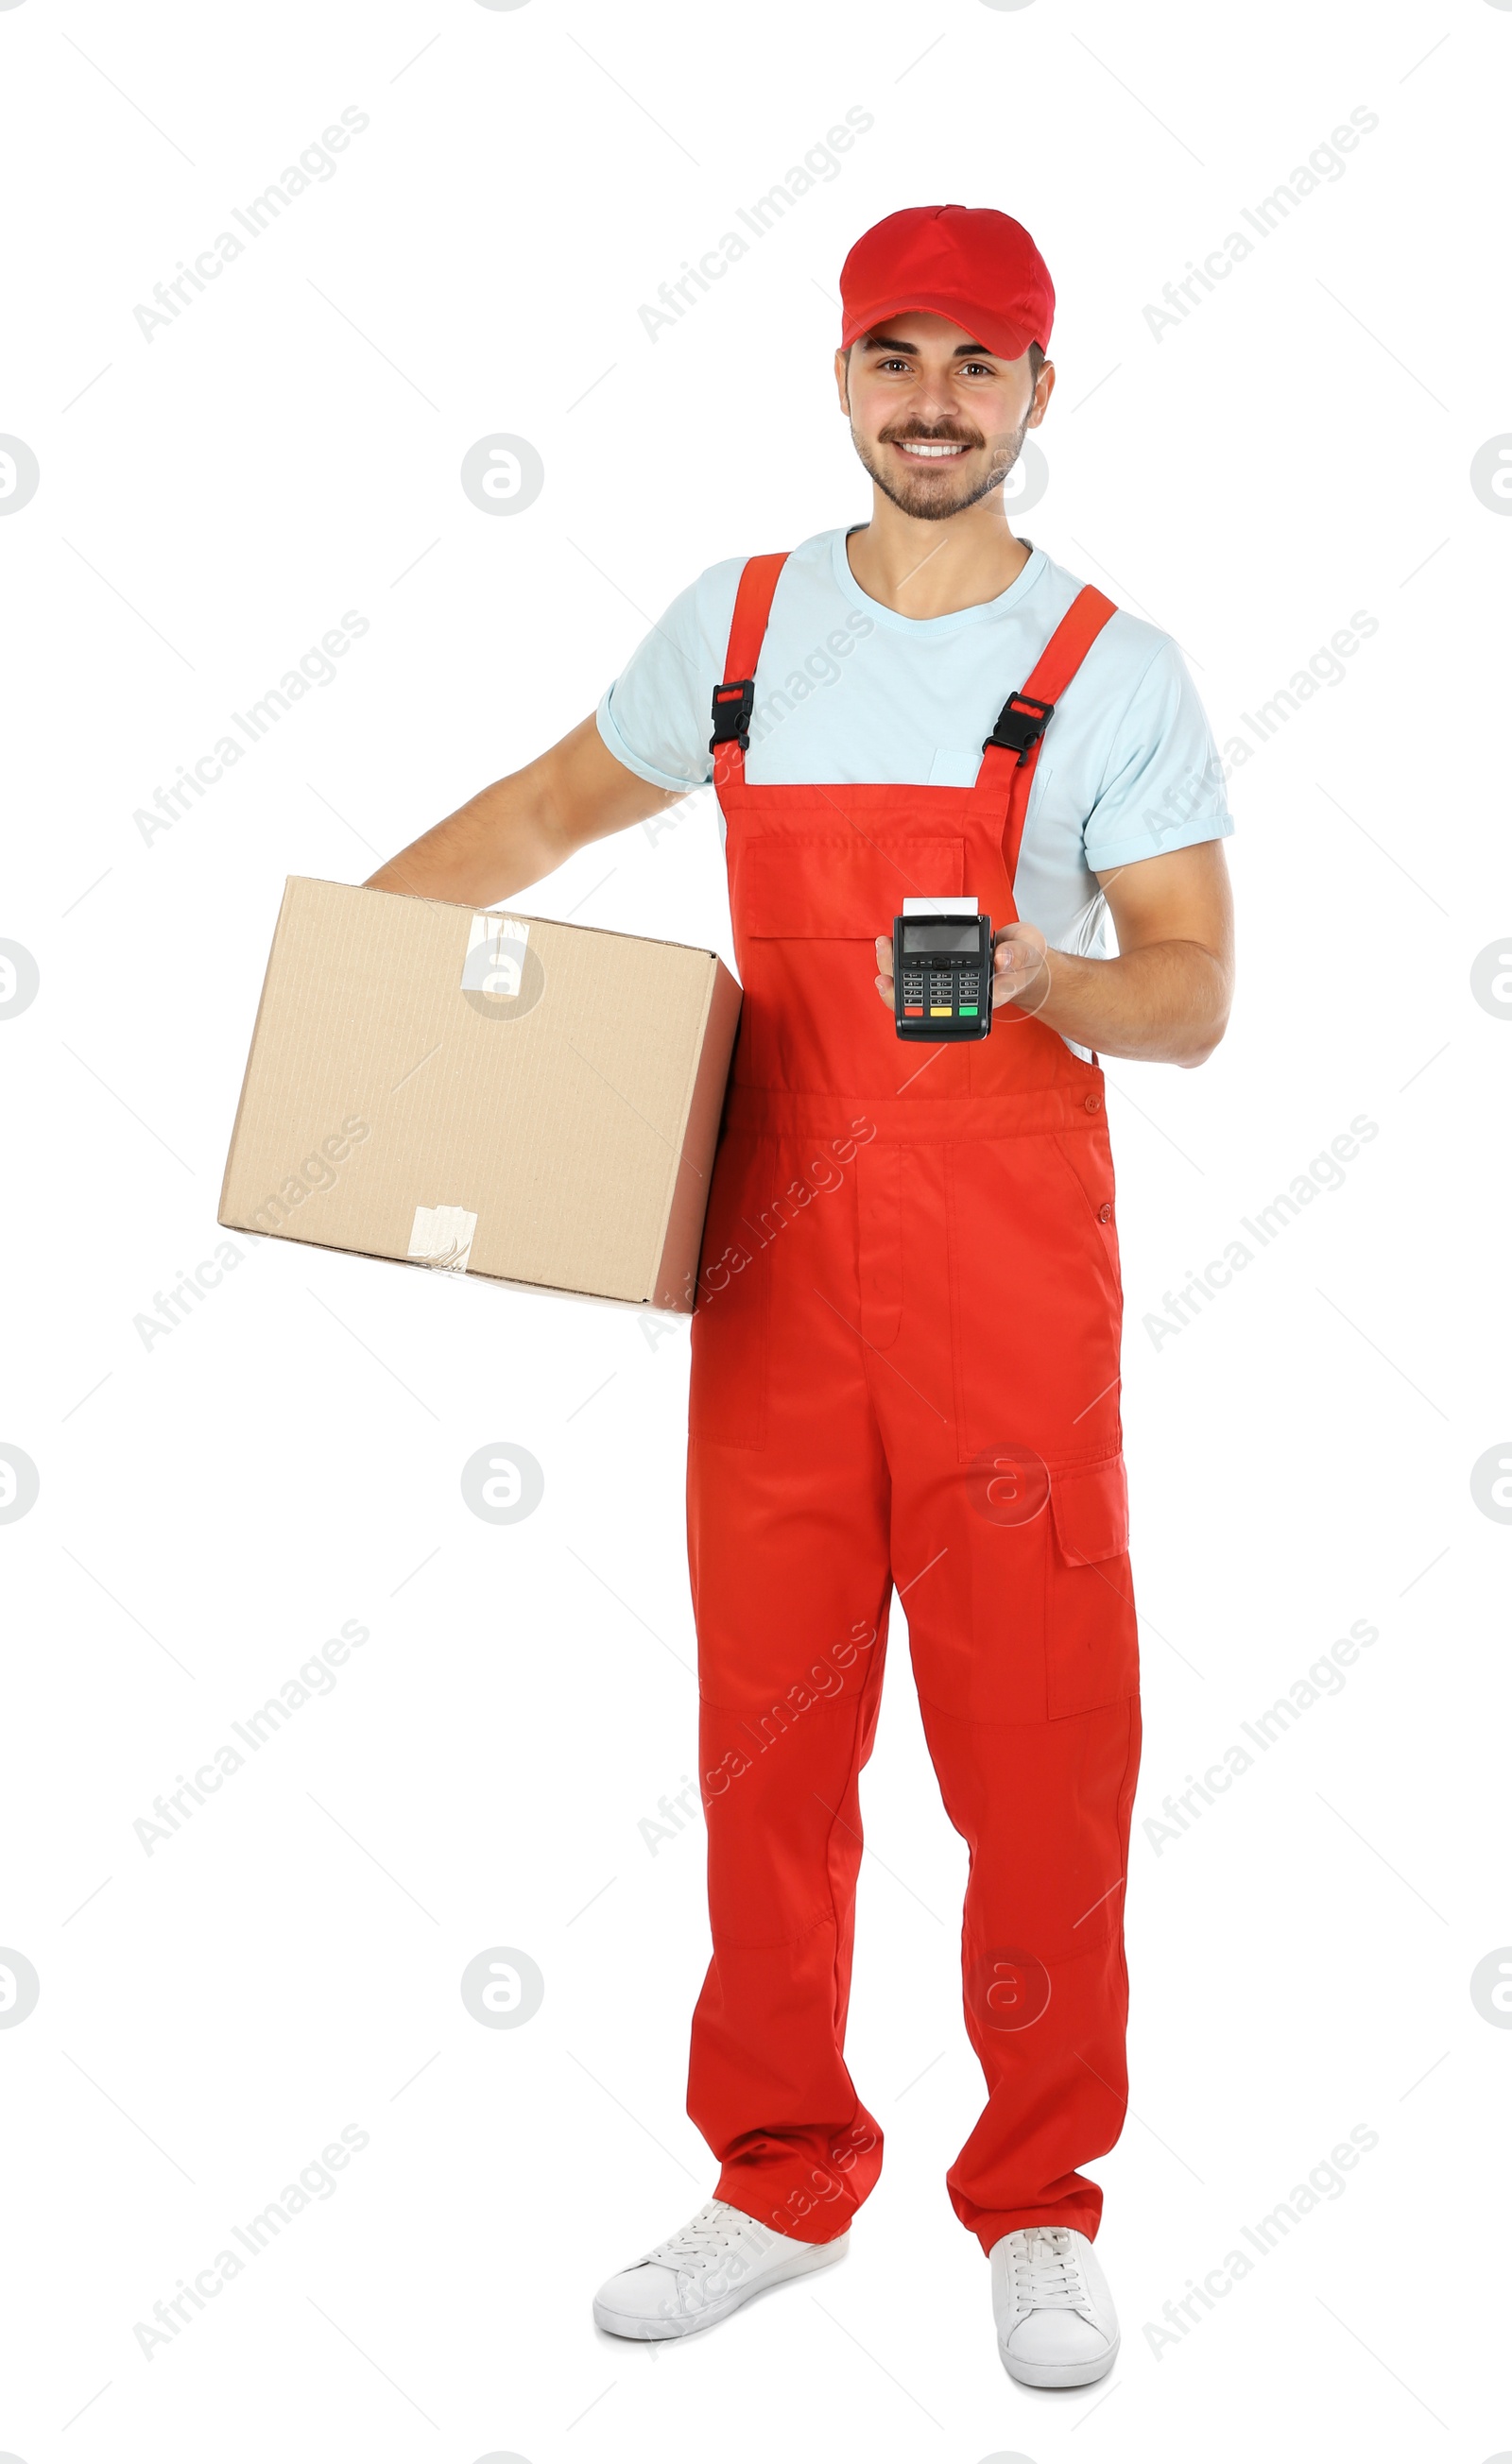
left=1009, top=2228, right=1087, bottom=2312
left=643, top=2200, right=746, bottom=2280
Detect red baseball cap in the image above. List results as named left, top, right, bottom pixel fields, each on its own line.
left=838, top=204, right=1055, bottom=362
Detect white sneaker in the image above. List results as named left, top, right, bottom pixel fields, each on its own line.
left=990, top=2224, right=1119, bottom=2388
left=593, top=2198, right=848, bottom=2341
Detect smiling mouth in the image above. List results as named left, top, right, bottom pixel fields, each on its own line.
left=889, top=436, right=974, bottom=461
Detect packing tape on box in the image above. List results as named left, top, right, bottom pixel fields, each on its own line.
left=407, top=1205, right=477, bottom=1274
left=461, top=912, right=529, bottom=999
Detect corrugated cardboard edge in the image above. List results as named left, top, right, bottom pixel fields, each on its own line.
left=227, top=1223, right=692, bottom=1313
left=647, top=960, right=743, bottom=1313
left=345, top=874, right=730, bottom=962
left=217, top=876, right=300, bottom=1233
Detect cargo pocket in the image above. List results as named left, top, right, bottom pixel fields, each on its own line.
left=1046, top=1453, right=1139, bottom=1718
left=688, top=1133, right=772, bottom=1450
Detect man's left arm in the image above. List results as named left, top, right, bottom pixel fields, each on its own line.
left=874, top=839, right=1234, bottom=1067
left=988, top=839, right=1234, bottom=1067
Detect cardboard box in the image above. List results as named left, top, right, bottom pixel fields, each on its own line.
left=218, top=877, right=742, bottom=1310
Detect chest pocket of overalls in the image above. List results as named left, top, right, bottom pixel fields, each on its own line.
left=736, top=835, right=968, bottom=1089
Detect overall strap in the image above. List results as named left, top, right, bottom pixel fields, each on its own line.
left=710, top=552, right=789, bottom=791
left=979, top=583, right=1119, bottom=889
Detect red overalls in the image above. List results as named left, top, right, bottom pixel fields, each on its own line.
left=685, top=553, right=1141, bottom=2258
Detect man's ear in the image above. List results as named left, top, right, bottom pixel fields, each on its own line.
left=833, top=345, right=850, bottom=416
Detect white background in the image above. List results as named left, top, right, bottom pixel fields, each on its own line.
left=2, top=2, right=1508, bottom=2458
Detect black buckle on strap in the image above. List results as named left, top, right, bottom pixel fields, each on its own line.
left=984, top=690, right=1056, bottom=764
left=710, top=677, right=755, bottom=753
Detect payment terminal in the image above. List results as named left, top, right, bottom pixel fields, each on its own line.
left=892, top=897, right=994, bottom=1042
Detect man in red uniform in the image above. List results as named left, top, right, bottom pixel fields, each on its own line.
left=370, top=205, right=1233, bottom=2389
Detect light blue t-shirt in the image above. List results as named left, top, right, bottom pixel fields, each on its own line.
left=597, top=527, right=1232, bottom=976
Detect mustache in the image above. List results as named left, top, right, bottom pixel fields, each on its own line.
left=881, top=425, right=986, bottom=451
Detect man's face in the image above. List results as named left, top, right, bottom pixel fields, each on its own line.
left=835, top=309, right=1053, bottom=522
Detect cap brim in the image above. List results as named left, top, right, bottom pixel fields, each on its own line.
left=839, top=292, right=1040, bottom=360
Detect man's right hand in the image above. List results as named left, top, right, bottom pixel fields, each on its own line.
left=364, top=714, right=686, bottom=908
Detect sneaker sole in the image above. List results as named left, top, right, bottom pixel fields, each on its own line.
left=1000, top=2332, right=1119, bottom=2389
left=593, top=2230, right=848, bottom=2341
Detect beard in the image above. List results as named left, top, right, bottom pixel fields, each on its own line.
left=851, top=403, right=1035, bottom=522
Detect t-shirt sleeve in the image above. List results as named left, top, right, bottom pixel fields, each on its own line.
left=594, top=556, right=745, bottom=795
left=1082, top=635, right=1233, bottom=870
